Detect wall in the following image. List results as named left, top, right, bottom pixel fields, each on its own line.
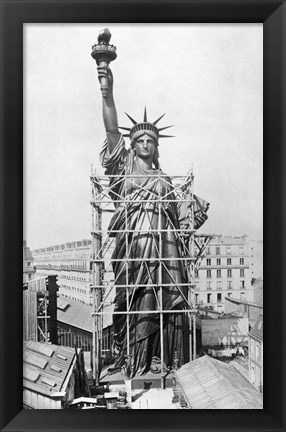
left=23, top=389, right=61, bottom=409
left=252, top=281, right=263, bottom=306
left=249, top=335, right=263, bottom=392
left=201, top=316, right=249, bottom=347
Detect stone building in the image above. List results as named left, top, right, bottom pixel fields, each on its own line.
left=33, top=239, right=93, bottom=305
left=194, top=235, right=252, bottom=312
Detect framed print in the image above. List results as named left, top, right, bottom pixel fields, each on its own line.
left=1, top=0, right=285, bottom=431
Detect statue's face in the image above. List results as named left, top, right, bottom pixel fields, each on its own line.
left=134, top=134, right=156, bottom=159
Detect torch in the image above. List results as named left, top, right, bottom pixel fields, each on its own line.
left=91, top=28, right=117, bottom=98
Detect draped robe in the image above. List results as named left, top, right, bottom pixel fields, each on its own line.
left=100, top=135, right=208, bottom=377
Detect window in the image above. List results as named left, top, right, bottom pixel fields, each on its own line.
left=240, top=258, right=244, bottom=265
left=216, top=281, right=222, bottom=290
left=207, top=270, right=212, bottom=279
left=207, top=293, right=212, bottom=303
left=207, top=282, right=212, bottom=290
left=217, top=258, right=221, bottom=266
left=240, top=292, right=246, bottom=300
left=217, top=293, right=222, bottom=303
left=206, top=259, right=211, bottom=266
left=227, top=269, right=232, bottom=278
left=226, top=247, right=231, bottom=255
left=240, top=280, right=245, bottom=289
left=217, top=269, right=222, bottom=278
left=216, top=247, right=220, bottom=255
left=195, top=294, right=199, bottom=303
left=227, top=258, right=231, bottom=265
left=240, top=269, right=245, bottom=277
left=227, top=281, right=232, bottom=289
left=239, top=246, right=244, bottom=255
left=27, top=262, right=31, bottom=267
left=228, top=292, right=232, bottom=297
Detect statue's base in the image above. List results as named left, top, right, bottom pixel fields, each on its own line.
left=99, top=367, right=174, bottom=390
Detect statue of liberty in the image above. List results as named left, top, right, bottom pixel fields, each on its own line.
left=94, top=30, right=209, bottom=378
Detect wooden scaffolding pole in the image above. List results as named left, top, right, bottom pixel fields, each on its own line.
left=158, top=173, right=165, bottom=389
left=91, top=169, right=102, bottom=386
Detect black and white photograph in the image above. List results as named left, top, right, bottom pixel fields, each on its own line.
left=23, top=23, right=263, bottom=410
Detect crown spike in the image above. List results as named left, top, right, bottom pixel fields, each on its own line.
left=153, top=113, right=166, bottom=125
left=158, top=125, right=174, bottom=132
left=143, top=107, right=147, bottom=122
left=158, top=134, right=175, bottom=138
left=125, top=112, right=137, bottom=125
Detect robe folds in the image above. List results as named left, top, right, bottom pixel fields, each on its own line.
left=100, top=135, right=209, bottom=377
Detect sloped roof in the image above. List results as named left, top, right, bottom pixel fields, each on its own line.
left=249, top=312, right=263, bottom=340
left=175, top=355, right=263, bottom=409
left=23, top=341, right=76, bottom=397
left=57, top=296, right=113, bottom=332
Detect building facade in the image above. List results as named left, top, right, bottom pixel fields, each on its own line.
left=249, top=240, right=263, bottom=280
left=249, top=312, right=263, bottom=392
left=23, top=240, right=36, bottom=283
left=33, top=239, right=93, bottom=305
left=194, top=235, right=252, bottom=312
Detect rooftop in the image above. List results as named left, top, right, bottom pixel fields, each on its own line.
left=210, top=235, right=248, bottom=246
left=175, top=355, right=263, bottom=409
left=23, top=341, right=76, bottom=397
left=57, top=296, right=113, bottom=331
left=33, top=239, right=92, bottom=254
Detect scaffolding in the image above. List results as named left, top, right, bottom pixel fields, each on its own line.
left=90, top=169, right=211, bottom=387
left=23, top=276, right=58, bottom=344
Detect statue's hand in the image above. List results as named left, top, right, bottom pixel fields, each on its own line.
left=97, top=65, right=113, bottom=91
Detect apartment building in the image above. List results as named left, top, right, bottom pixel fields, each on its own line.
left=33, top=239, right=93, bottom=305
left=194, top=235, right=252, bottom=312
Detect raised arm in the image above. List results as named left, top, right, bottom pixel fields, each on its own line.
left=97, top=65, right=121, bottom=152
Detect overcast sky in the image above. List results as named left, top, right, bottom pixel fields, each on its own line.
left=24, top=23, right=263, bottom=251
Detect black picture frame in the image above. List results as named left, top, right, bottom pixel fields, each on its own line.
left=1, top=0, right=285, bottom=431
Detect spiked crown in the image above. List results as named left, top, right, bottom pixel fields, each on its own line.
left=119, top=108, right=174, bottom=144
